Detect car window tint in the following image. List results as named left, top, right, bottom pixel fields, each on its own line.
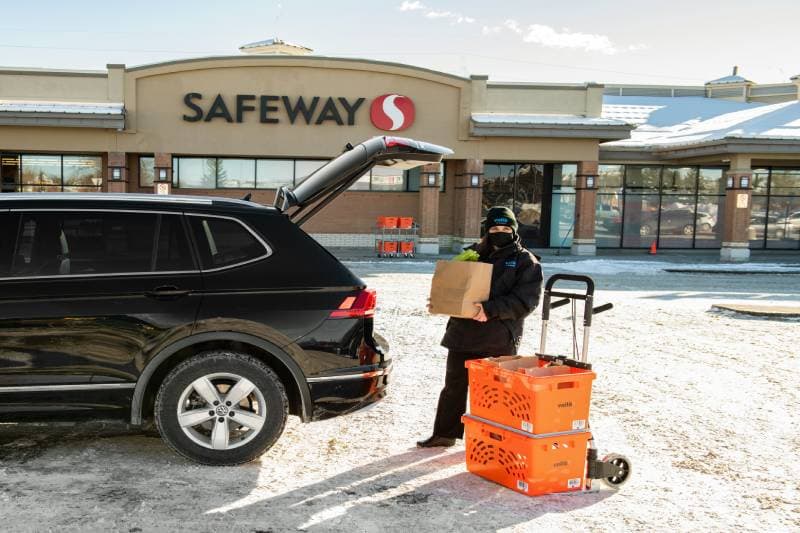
left=10, top=211, right=158, bottom=277
left=189, top=216, right=267, bottom=269
left=0, top=213, right=16, bottom=276
left=155, top=215, right=194, bottom=272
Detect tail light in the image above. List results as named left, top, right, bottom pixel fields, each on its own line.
left=330, top=289, right=377, bottom=319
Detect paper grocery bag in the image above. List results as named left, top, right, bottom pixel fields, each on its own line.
left=429, top=260, right=492, bottom=318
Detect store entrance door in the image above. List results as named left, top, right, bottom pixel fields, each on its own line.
left=483, top=163, right=548, bottom=248
left=0, top=154, right=19, bottom=193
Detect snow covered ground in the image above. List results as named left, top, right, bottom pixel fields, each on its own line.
left=1, top=260, right=799, bottom=532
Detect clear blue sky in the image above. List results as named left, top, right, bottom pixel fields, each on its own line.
left=0, top=0, right=797, bottom=85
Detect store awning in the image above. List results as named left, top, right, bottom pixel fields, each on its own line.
left=470, top=113, right=633, bottom=141
left=0, top=100, right=125, bottom=129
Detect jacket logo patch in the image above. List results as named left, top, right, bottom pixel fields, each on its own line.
left=504, top=260, right=517, bottom=268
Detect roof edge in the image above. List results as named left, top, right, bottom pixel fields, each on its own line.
left=125, top=55, right=470, bottom=82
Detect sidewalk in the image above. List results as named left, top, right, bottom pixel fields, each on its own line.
left=329, top=246, right=800, bottom=266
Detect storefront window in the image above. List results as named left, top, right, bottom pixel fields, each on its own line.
left=139, top=157, right=155, bottom=187
left=767, top=196, right=800, bottom=249
left=294, top=160, right=328, bottom=185
left=751, top=169, right=770, bottom=194
left=596, top=165, right=623, bottom=247
left=552, top=163, right=577, bottom=191
left=217, top=158, right=255, bottom=189
left=769, top=169, right=800, bottom=196
left=63, top=155, right=102, bottom=191
left=255, top=159, right=293, bottom=189
left=21, top=155, right=61, bottom=191
left=406, top=163, right=445, bottom=192
left=698, top=168, right=725, bottom=194
left=661, top=167, right=697, bottom=193
left=349, top=171, right=371, bottom=191
left=483, top=164, right=516, bottom=213
left=550, top=191, right=575, bottom=247
left=176, top=158, right=216, bottom=188
left=370, top=166, right=405, bottom=191
left=622, top=193, right=660, bottom=248
left=625, top=166, right=661, bottom=190
left=749, top=191, right=768, bottom=250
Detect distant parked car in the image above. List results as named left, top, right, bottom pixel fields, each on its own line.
left=749, top=213, right=787, bottom=240
left=774, top=211, right=800, bottom=237
left=638, top=209, right=715, bottom=237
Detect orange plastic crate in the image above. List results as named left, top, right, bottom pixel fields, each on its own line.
left=400, top=241, right=415, bottom=254
left=398, top=217, right=414, bottom=229
left=463, top=415, right=590, bottom=496
left=466, top=357, right=595, bottom=435
left=380, top=241, right=398, bottom=253
left=377, top=216, right=398, bottom=229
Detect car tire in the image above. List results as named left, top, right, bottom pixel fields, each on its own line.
left=639, top=224, right=653, bottom=237
left=155, top=350, right=288, bottom=466
left=682, top=224, right=694, bottom=235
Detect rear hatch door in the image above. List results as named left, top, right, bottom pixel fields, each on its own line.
left=274, top=136, right=452, bottom=225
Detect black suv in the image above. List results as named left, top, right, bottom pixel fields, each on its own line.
left=0, top=137, right=451, bottom=465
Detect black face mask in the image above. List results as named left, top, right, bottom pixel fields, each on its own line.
left=488, top=232, right=514, bottom=248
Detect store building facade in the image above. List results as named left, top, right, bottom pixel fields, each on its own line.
left=1, top=50, right=798, bottom=259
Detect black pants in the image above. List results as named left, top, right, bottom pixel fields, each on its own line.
left=432, top=348, right=515, bottom=439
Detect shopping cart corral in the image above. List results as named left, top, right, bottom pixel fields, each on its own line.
left=374, top=216, right=418, bottom=257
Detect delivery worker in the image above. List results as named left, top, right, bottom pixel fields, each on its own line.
left=418, top=206, right=543, bottom=448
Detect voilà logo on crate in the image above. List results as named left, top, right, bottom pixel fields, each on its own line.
left=567, top=478, right=582, bottom=489
left=516, top=480, right=529, bottom=493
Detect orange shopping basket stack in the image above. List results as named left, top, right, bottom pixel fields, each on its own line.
left=463, top=274, right=631, bottom=496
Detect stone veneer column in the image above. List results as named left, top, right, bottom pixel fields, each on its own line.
left=720, top=155, right=753, bottom=262
left=153, top=152, right=173, bottom=195
left=417, top=163, right=441, bottom=255
left=452, top=159, right=484, bottom=252
left=106, top=152, right=127, bottom=193
left=571, top=161, right=598, bottom=256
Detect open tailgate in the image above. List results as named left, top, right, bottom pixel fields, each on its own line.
left=274, top=136, right=453, bottom=225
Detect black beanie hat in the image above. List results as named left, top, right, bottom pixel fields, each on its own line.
left=483, top=206, right=518, bottom=234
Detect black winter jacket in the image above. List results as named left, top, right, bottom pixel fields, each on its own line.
left=440, top=239, right=543, bottom=355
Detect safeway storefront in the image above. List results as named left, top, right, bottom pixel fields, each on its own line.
left=1, top=52, right=799, bottom=259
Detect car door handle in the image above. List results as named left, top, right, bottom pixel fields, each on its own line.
left=146, top=286, right=191, bottom=300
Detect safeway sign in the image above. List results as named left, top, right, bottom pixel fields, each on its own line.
left=369, top=94, right=415, bottom=131
left=181, top=93, right=415, bottom=131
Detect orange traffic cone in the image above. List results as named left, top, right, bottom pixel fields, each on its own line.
left=648, top=241, right=657, bottom=255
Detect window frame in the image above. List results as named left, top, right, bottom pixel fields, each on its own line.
left=0, top=208, right=201, bottom=281
left=184, top=213, right=273, bottom=272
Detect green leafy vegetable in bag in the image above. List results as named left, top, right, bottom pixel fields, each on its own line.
left=453, top=249, right=480, bottom=262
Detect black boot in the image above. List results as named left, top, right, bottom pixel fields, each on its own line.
left=416, top=435, right=456, bottom=448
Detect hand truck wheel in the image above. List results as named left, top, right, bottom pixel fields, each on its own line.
left=599, top=453, right=631, bottom=488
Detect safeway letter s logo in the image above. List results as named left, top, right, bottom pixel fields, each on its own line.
left=370, top=94, right=415, bottom=131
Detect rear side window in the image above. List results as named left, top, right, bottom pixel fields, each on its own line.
left=188, top=216, right=268, bottom=270
left=8, top=211, right=194, bottom=277
left=0, top=213, right=14, bottom=276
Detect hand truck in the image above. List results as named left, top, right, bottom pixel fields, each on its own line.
left=538, top=273, right=632, bottom=489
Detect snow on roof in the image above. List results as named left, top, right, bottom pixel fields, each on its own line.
left=0, top=100, right=124, bottom=115
left=239, top=38, right=311, bottom=51
left=472, top=113, right=628, bottom=127
left=602, top=96, right=800, bottom=149
left=706, top=74, right=751, bottom=85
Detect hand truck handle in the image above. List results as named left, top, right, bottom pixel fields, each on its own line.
left=544, top=273, right=595, bottom=295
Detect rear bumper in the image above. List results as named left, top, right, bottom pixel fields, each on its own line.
left=307, top=362, right=392, bottom=421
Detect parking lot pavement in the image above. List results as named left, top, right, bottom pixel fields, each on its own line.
left=1, top=261, right=798, bottom=531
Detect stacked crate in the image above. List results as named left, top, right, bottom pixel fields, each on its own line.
left=374, top=216, right=417, bottom=257
left=462, top=356, right=596, bottom=496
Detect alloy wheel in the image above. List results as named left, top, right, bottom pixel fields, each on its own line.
left=176, top=372, right=266, bottom=451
